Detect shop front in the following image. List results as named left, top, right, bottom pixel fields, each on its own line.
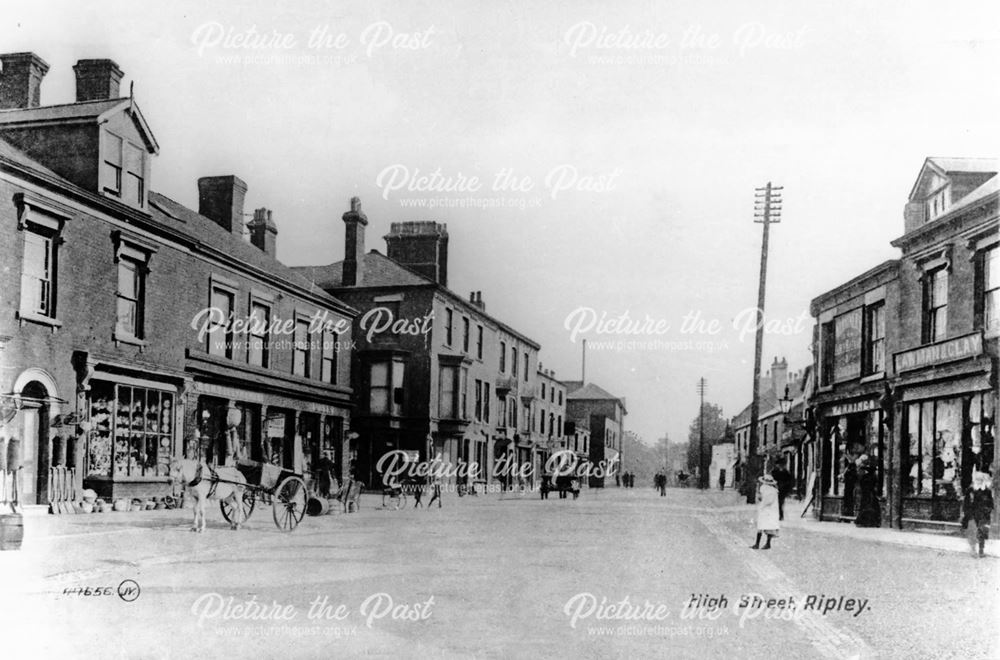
left=77, top=354, right=187, bottom=502
left=187, top=381, right=351, bottom=492
left=815, top=396, right=889, bottom=524
left=892, top=332, right=996, bottom=531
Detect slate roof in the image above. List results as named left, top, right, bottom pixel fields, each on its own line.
left=294, top=251, right=430, bottom=290
left=294, top=252, right=541, bottom=348
left=147, top=192, right=349, bottom=309
left=925, top=157, right=998, bottom=174
left=0, top=97, right=125, bottom=123
left=0, top=134, right=349, bottom=313
left=0, top=136, right=63, bottom=179
left=0, top=97, right=159, bottom=153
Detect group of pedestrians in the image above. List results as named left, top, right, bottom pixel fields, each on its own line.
left=653, top=471, right=667, bottom=496
left=617, top=471, right=636, bottom=488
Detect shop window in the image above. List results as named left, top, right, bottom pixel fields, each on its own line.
left=862, top=302, right=885, bottom=375
left=320, top=328, right=337, bottom=383
left=208, top=286, right=235, bottom=358
left=247, top=301, right=270, bottom=368
left=232, top=403, right=260, bottom=462
left=922, top=268, right=948, bottom=343
left=292, top=318, right=311, bottom=377
left=87, top=381, right=174, bottom=478
left=903, top=398, right=966, bottom=504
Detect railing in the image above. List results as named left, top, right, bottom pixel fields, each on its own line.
left=47, top=466, right=76, bottom=514
left=1, top=468, right=22, bottom=513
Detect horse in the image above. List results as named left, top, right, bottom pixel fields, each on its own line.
left=169, top=459, right=248, bottom=532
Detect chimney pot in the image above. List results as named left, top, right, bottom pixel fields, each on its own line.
left=73, top=59, right=124, bottom=102
left=0, top=52, right=49, bottom=109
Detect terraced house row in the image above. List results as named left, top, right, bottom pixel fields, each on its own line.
left=0, top=51, right=626, bottom=509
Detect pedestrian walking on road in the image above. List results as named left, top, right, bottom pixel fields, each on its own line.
left=718, top=469, right=726, bottom=491
left=962, top=470, right=994, bottom=558
left=771, top=461, right=793, bottom=521
left=751, top=475, right=780, bottom=550
left=841, top=460, right=858, bottom=519
left=854, top=456, right=881, bottom=528
left=427, top=475, right=442, bottom=509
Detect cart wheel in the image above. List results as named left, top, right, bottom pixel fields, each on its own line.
left=273, top=477, right=307, bottom=531
left=220, top=489, right=256, bottom=524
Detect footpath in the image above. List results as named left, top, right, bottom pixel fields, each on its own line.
left=7, top=488, right=999, bottom=558
left=690, top=487, right=999, bottom=558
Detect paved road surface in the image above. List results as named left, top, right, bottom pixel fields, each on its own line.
left=2, top=488, right=997, bottom=658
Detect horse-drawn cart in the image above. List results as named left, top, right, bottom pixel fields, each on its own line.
left=218, top=459, right=308, bottom=532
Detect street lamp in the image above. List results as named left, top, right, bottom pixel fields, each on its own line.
left=779, top=385, right=793, bottom=415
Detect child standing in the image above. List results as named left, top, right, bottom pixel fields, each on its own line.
left=963, top=470, right=994, bottom=558
left=751, top=475, right=781, bottom=550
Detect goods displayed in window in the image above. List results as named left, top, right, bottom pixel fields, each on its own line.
left=87, top=381, right=174, bottom=477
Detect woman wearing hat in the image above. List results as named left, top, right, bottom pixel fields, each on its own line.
left=751, top=474, right=781, bottom=550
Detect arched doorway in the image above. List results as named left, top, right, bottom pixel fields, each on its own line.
left=18, top=382, right=50, bottom=506
left=11, top=369, right=62, bottom=506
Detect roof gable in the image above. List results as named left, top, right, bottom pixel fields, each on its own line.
left=0, top=97, right=159, bottom=154
left=908, top=156, right=997, bottom=202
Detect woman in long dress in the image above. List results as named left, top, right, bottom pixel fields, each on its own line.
left=751, top=475, right=781, bottom=550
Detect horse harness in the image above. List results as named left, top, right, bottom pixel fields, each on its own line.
left=187, top=463, right=223, bottom=499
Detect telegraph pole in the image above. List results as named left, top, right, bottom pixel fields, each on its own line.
left=745, top=182, right=782, bottom=504
left=697, top=378, right=706, bottom=489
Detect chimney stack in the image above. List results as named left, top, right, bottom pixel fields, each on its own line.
left=248, top=207, right=278, bottom=258
left=384, top=221, right=449, bottom=286
left=342, top=196, right=368, bottom=286
left=771, top=356, right=789, bottom=398
left=469, top=291, right=485, bottom=311
left=198, top=175, right=248, bottom=237
left=73, top=59, right=124, bottom=102
left=0, top=52, right=49, bottom=109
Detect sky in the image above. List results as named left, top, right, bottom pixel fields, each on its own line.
left=3, top=0, right=998, bottom=446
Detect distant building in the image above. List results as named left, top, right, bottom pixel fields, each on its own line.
left=564, top=382, right=626, bottom=487
left=295, top=210, right=545, bottom=490
left=709, top=443, right=736, bottom=489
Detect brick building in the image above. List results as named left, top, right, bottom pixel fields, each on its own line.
left=563, top=382, right=626, bottom=487
left=807, top=157, right=998, bottom=533
left=887, top=158, right=997, bottom=531
left=0, top=53, right=355, bottom=505
left=295, top=207, right=544, bottom=490
left=810, top=261, right=900, bottom=523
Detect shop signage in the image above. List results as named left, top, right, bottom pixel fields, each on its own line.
left=894, top=332, right=983, bottom=373
left=827, top=399, right=878, bottom=417
left=834, top=308, right=862, bottom=382
left=266, top=415, right=285, bottom=438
